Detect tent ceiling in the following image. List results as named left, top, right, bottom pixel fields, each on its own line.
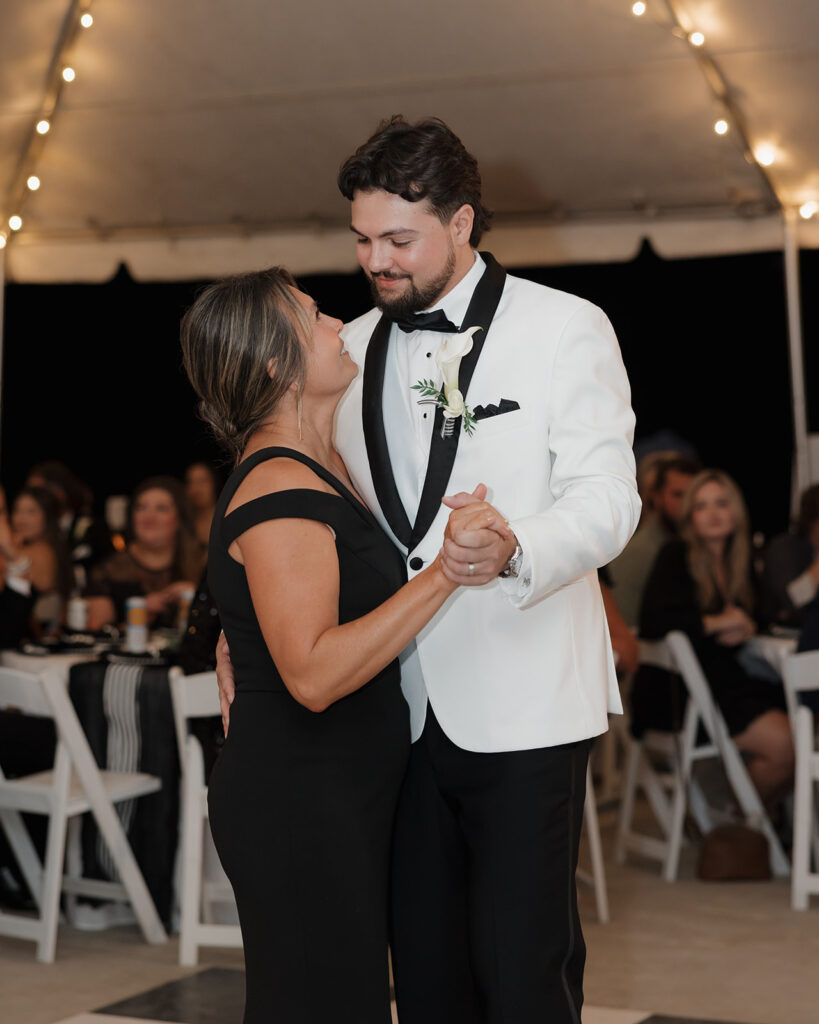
left=0, top=0, right=817, bottom=279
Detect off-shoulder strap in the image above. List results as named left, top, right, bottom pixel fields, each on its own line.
left=222, top=489, right=344, bottom=548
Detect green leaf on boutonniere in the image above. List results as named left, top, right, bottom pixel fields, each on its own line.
left=411, top=379, right=446, bottom=402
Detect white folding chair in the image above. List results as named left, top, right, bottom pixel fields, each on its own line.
left=169, top=668, right=241, bottom=965
left=615, top=638, right=713, bottom=880
left=615, top=633, right=789, bottom=880
left=576, top=764, right=609, bottom=923
left=782, top=650, right=819, bottom=909
left=0, top=666, right=167, bottom=962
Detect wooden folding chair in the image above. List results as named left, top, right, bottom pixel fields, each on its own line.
left=169, top=668, right=241, bottom=965
left=0, top=666, right=167, bottom=961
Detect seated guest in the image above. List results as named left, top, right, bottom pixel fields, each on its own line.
left=607, top=455, right=701, bottom=627
left=184, top=461, right=221, bottom=554
left=758, top=483, right=819, bottom=630
left=636, top=450, right=678, bottom=525
left=598, top=567, right=639, bottom=675
left=10, top=486, right=73, bottom=635
left=26, top=460, right=113, bottom=588
left=85, top=477, right=203, bottom=630
left=633, top=469, right=793, bottom=809
left=0, top=488, right=35, bottom=647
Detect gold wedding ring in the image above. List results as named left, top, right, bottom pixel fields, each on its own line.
left=468, top=563, right=476, bottom=577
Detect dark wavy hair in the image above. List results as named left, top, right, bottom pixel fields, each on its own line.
left=128, top=476, right=202, bottom=583
left=337, top=116, right=493, bottom=246
left=14, top=485, right=74, bottom=598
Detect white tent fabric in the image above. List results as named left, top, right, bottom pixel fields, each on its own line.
left=0, top=0, right=817, bottom=486
left=1, top=0, right=818, bottom=280
left=6, top=214, right=819, bottom=284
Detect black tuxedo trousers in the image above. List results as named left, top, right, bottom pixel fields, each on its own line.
left=390, top=704, right=590, bottom=1024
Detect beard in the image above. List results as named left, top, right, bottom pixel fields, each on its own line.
left=368, top=244, right=457, bottom=320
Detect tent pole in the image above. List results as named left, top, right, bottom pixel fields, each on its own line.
left=783, top=208, right=811, bottom=500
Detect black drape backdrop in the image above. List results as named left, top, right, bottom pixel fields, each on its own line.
left=1, top=242, right=814, bottom=539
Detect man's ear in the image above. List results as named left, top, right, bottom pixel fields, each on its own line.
left=450, top=204, right=475, bottom=247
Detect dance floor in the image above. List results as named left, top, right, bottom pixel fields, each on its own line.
left=48, top=967, right=751, bottom=1024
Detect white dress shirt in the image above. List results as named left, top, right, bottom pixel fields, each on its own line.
left=382, top=252, right=486, bottom=521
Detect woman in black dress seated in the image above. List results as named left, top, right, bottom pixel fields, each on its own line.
left=633, top=469, right=793, bottom=810
left=180, top=268, right=484, bottom=1023
left=84, top=477, right=203, bottom=630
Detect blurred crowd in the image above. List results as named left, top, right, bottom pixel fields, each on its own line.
left=0, top=460, right=223, bottom=669
left=601, top=447, right=819, bottom=816
left=3, top=447, right=819, bottom=819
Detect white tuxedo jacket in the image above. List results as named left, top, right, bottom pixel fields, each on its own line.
left=335, top=253, right=640, bottom=752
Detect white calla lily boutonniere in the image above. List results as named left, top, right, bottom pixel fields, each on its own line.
left=411, top=326, right=482, bottom=437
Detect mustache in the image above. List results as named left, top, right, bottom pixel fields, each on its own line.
left=371, top=271, right=409, bottom=281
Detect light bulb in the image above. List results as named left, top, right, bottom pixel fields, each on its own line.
left=689, top=31, right=705, bottom=46
left=9, top=215, right=23, bottom=231
left=62, top=66, right=76, bottom=82
left=800, top=200, right=818, bottom=221
left=632, top=2, right=646, bottom=15
left=0, top=234, right=6, bottom=250
left=27, top=175, right=41, bottom=191
left=714, top=119, right=729, bottom=136
left=80, top=12, right=93, bottom=28
left=755, top=144, right=776, bottom=167
left=36, top=119, right=51, bottom=135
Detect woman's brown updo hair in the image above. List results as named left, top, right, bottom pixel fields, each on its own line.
left=180, top=267, right=309, bottom=463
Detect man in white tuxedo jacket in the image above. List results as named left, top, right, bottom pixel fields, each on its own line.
left=334, top=118, right=639, bottom=1024
left=219, top=116, right=639, bottom=1022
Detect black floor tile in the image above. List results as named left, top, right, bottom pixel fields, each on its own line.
left=97, top=967, right=244, bottom=1023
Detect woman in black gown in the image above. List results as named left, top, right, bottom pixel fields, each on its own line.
left=180, top=269, right=490, bottom=1023
left=632, top=469, right=793, bottom=809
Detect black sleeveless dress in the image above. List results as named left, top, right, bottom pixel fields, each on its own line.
left=207, top=447, right=410, bottom=1024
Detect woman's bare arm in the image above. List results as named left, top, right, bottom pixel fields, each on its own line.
left=237, top=514, right=462, bottom=712
left=27, top=542, right=57, bottom=593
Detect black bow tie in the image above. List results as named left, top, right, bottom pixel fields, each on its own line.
left=392, top=309, right=459, bottom=334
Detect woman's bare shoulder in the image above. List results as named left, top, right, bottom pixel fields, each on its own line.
left=226, top=457, right=333, bottom=517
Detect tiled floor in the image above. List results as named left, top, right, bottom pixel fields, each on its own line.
left=4, top=800, right=815, bottom=1024
left=47, top=967, right=752, bottom=1024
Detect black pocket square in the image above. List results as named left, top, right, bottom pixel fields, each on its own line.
left=473, top=398, right=521, bottom=421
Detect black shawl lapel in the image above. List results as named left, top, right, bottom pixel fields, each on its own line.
left=361, top=315, right=413, bottom=548
left=409, top=252, right=507, bottom=550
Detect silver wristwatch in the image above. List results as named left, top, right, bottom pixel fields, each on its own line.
left=498, top=541, right=523, bottom=579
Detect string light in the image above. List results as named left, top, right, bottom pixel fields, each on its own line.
left=714, top=119, right=729, bottom=135
left=631, top=2, right=646, bottom=15
left=689, top=31, right=705, bottom=47
left=755, top=144, right=776, bottom=167
left=800, top=200, right=818, bottom=221
left=0, top=233, right=6, bottom=250
left=10, top=10, right=94, bottom=241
